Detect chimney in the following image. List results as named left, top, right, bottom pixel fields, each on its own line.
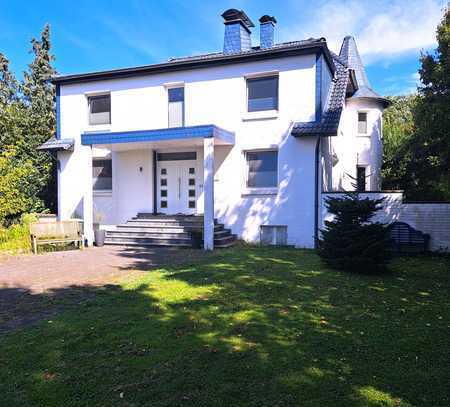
left=259, top=15, right=277, bottom=49
left=222, top=9, right=255, bottom=54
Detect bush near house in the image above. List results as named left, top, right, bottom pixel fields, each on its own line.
left=0, top=213, right=37, bottom=254
left=318, top=192, right=391, bottom=273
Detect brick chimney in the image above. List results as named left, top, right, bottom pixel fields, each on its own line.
left=259, top=15, right=277, bottom=49
left=222, top=9, right=255, bottom=54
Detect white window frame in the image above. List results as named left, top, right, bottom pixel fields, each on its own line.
left=242, top=149, right=279, bottom=196
left=243, top=71, right=279, bottom=121
left=93, top=157, right=113, bottom=193
left=357, top=110, right=369, bottom=136
left=85, top=91, right=111, bottom=129
left=165, top=82, right=185, bottom=128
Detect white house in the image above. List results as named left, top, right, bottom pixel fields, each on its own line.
left=39, top=9, right=390, bottom=250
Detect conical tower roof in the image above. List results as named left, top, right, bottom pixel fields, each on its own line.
left=339, top=36, right=390, bottom=107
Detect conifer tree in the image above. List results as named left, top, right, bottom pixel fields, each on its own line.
left=318, top=191, right=390, bottom=273
left=20, top=24, right=57, bottom=211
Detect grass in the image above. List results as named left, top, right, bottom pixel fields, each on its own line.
left=0, top=246, right=449, bottom=406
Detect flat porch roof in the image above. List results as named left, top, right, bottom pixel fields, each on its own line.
left=81, top=124, right=234, bottom=147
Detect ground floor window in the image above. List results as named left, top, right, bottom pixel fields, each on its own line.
left=93, top=158, right=112, bottom=191
left=356, top=166, right=366, bottom=192
left=246, top=150, right=278, bottom=188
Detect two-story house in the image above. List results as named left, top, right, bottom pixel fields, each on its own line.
left=39, top=9, right=390, bottom=249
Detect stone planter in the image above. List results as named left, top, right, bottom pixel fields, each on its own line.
left=94, top=229, right=106, bottom=247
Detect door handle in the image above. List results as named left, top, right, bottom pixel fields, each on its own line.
left=178, top=177, right=181, bottom=199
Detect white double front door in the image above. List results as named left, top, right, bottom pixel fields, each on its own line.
left=157, top=158, right=198, bottom=215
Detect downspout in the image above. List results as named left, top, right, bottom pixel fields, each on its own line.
left=314, top=136, right=321, bottom=248
left=152, top=150, right=157, bottom=215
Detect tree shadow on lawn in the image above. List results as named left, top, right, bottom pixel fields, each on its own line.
left=0, top=247, right=448, bottom=407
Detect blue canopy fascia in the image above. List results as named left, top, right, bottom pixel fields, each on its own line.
left=81, top=124, right=235, bottom=146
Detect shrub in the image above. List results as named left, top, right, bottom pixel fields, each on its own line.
left=0, top=213, right=37, bottom=253
left=318, top=192, right=391, bottom=273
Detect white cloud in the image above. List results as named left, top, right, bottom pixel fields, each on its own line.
left=381, top=71, right=422, bottom=95
left=281, top=0, right=445, bottom=64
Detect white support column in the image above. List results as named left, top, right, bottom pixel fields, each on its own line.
left=84, top=147, right=94, bottom=246
left=203, top=137, right=215, bottom=250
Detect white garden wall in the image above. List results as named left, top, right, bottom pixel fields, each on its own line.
left=321, top=192, right=450, bottom=251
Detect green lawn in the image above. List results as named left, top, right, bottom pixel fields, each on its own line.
left=0, top=247, right=449, bottom=406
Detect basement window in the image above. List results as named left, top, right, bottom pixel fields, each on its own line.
left=260, top=225, right=287, bottom=245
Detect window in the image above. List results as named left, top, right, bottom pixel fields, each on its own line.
left=168, top=87, right=184, bottom=127
left=358, top=112, right=368, bottom=134
left=93, top=159, right=112, bottom=191
left=157, top=152, right=196, bottom=161
left=356, top=166, right=366, bottom=192
left=247, top=76, right=278, bottom=112
left=246, top=151, right=278, bottom=188
left=88, top=95, right=111, bottom=125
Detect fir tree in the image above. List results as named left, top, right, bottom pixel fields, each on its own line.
left=318, top=191, right=390, bottom=273
left=20, top=24, right=57, bottom=211
left=0, top=53, right=19, bottom=105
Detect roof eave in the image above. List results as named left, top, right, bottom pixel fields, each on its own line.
left=349, top=95, right=391, bottom=108
left=51, top=42, right=335, bottom=85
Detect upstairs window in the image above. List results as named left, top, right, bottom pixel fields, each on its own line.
left=88, top=94, right=111, bottom=125
left=93, top=159, right=112, bottom=191
left=356, top=166, right=366, bottom=192
left=247, top=76, right=278, bottom=112
left=168, top=87, right=185, bottom=128
left=246, top=150, right=278, bottom=188
left=358, top=112, right=368, bottom=134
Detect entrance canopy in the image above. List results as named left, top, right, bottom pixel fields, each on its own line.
left=81, top=124, right=234, bottom=149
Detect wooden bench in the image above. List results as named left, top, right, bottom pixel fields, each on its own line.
left=30, top=221, right=84, bottom=254
left=389, top=221, right=430, bottom=253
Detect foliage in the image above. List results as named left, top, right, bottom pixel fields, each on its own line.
left=0, top=150, right=43, bottom=222
left=381, top=95, right=417, bottom=192
left=0, top=213, right=37, bottom=253
left=318, top=192, right=390, bottom=273
left=382, top=8, right=450, bottom=201
left=0, top=247, right=449, bottom=406
left=411, top=8, right=450, bottom=200
left=0, top=24, right=57, bottom=224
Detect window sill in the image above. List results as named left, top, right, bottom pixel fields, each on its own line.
left=93, top=190, right=112, bottom=197
left=242, top=188, right=278, bottom=197
left=242, top=110, right=278, bottom=121
left=357, top=133, right=370, bottom=137
left=85, top=124, right=111, bottom=133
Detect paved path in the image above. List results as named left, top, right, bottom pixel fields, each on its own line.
left=0, top=246, right=204, bottom=334
left=0, top=245, right=202, bottom=293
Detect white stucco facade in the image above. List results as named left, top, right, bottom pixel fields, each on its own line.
left=53, top=22, right=387, bottom=249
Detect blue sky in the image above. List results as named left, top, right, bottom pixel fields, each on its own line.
left=0, top=0, right=446, bottom=96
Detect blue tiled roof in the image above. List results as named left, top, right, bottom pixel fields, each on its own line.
left=292, top=36, right=389, bottom=137
left=292, top=52, right=350, bottom=137
left=81, top=125, right=235, bottom=146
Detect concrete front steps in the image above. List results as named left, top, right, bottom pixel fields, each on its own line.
left=104, top=214, right=236, bottom=248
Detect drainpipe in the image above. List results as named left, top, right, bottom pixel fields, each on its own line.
left=152, top=150, right=157, bottom=215
left=314, top=136, right=321, bottom=248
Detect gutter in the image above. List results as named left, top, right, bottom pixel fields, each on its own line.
left=314, top=136, right=321, bottom=248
